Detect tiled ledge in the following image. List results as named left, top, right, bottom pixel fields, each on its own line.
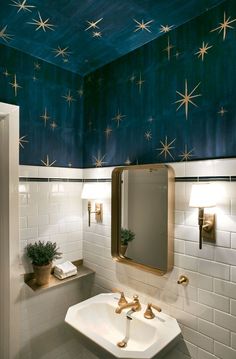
left=24, top=260, right=94, bottom=292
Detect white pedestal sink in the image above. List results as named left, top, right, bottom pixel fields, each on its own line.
left=65, top=293, right=181, bottom=358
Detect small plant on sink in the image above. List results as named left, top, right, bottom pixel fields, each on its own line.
left=26, top=241, right=62, bottom=286
left=120, top=228, right=135, bottom=256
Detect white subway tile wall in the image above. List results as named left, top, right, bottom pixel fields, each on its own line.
left=82, top=159, right=236, bottom=359
left=19, top=166, right=83, bottom=273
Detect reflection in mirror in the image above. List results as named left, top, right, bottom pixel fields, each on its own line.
left=112, top=165, right=174, bottom=275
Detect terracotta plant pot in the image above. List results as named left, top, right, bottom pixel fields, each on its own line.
left=33, top=262, right=52, bottom=286
left=120, top=244, right=128, bottom=256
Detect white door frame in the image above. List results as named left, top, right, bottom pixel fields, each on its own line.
left=0, top=102, right=20, bottom=359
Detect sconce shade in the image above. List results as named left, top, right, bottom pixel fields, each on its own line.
left=81, top=182, right=111, bottom=200
left=189, top=183, right=216, bottom=208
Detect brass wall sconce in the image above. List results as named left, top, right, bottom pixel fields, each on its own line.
left=81, top=182, right=110, bottom=227
left=189, top=183, right=216, bottom=249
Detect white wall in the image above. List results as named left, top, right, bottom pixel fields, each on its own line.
left=18, top=166, right=92, bottom=359
left=83, top=159, right=236, bottom=359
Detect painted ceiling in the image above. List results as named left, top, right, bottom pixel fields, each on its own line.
left=0, top=0, right=225, bottom=76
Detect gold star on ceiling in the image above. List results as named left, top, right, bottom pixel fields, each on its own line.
left=159, top=24, right=174, bottom=33
left=92, top=31, right=102, bottom=38
left=163, top=36, right=174, bottom=61
left=62, top=90, right=76, bottom=107
left=175, top=80, right=201, bottom=120
left=179, top=145, right=194, bottom=161
left=195, top=41, right=213, bottom=61
left=9, top=74, right=22, bottom=96
left=41, top=155, right=56, bottom=167
left=211, top=11, right=236, bottom=40
left=133, top=19, right=154, bottom=33
left=53, top=46, right=71, bottom=58
left=77, top=87, right=83, bottom=98
left=19, top=135, right=28, bottom=149
left=144, top=131, right=152, bottom=141
left=0, top=25, right=13, bottom=42
left=3, top=68, right=10, bottom=77
left=136, top=73, right=145, bottom=94
left=156, top=136, right=176, bottom=160
left=10, top=0, right=35, bottom=13
left=175, top=51, right=180, bottom=59
left=34, top=62, right=41, bottom=70
left=218, top=106, right=228, bottom=116
left=93, top=154, right=106, bottom=167
left=28, top=11, right=55, bottom=32
left=50, top=121, right=57, bottom=131
left=85, top=18, right=103, bottom=31
left=129, top=73, right=136, bottom=82
left=112, top=109, right=126, bottom=127
left=40, top=108, right=50, bottom=127
left=104, top=127, right=112, bottom=138
left=125, top=158, right=132, bottom=165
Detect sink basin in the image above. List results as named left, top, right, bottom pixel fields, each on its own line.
left=65, top=293, right=181, bottom=358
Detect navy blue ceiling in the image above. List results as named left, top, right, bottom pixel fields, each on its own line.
left=0, top=0, right=224, bottom=75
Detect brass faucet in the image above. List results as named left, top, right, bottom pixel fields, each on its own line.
left=115, top=294, right=141, bottom=314
left=144, top=303, right=162, bottom=319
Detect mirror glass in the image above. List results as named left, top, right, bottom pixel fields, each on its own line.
left=111, top=164, right=174, bottom=275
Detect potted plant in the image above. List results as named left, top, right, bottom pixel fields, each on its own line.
left=120, top=228, right=135, bottom=256
left=26, top=241, right=62, bottom=286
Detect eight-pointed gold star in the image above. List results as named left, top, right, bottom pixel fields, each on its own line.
left=179, top=145, right=194, bottom=161
left=40, top=108, right=50, bottom=127
left=163, top=36, right=174, bottom=61
left=125, top=158, right=132, bottom=165
left=175, top=80, right=201, bottom=120
left=50, top=121, right=57, bottom=131
left=85, top=18, right=103, bottom=31
left=77, top=87, right=84, bottom=98
left=28, top=11, right=55, bottom=32
left=3, top=68, right=10, bottom=77
left=136, top=73, right=145, bottom=93
left=144, top=130, right=152, bottom=141
left=93, top=154, right=106, bottom=167
left=133, top=19, right=154, bottom=33
left=9, top=74, right=22, bottom=96
left=0, top=25, right=13, bottom=42
left=92, top=31, right=102, bottom=38
left=112, top=109, right=126, bottom=127
left=62, top=90, right=76, bottom=107
left=156, top=136, right=176, bottom=160
left=19, top=135, right=28, bottom=149
left=218, top=106, right=228, bottom=116
left=10, top=0, right=35, bottom=13
left=34, top=61, right=41, bottom=70
left=195, top=41, right=213, bottom=61
left=159, top=24, right=174, bottom=33
left=53, top=46, right=71, bottom=58
left=211, top=11, right=236, bottom=40
left=41, top=155, right=56, bottom=167
left=104, top=127, right=112, bottom=138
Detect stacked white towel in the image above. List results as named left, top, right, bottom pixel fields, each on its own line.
left=54, top=261, right=77, bottom=280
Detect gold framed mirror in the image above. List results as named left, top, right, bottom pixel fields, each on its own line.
left=111, top=164, right=175, bottom=275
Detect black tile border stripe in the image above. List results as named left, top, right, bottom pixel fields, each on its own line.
left=175, top=176, right=235, bottom=182
left=19, top=176, right=236, bottom=183
left=19, top=177, right=111, bottom=183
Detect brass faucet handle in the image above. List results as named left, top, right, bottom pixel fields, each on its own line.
left=112, top=288, right=128, bottom=306
left=118, top=292, right=128, bottom=306
left=144, top=303, right=162, bottom=319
